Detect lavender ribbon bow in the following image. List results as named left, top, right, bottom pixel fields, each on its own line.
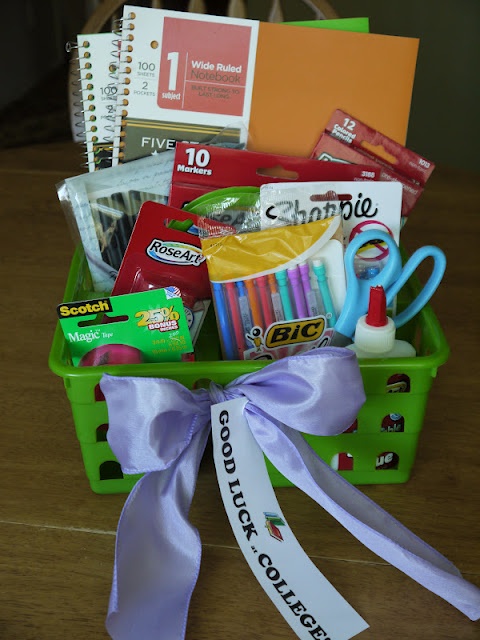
left=100, top=348, right=480, bottom=640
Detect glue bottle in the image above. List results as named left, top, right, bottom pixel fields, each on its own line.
left=347, top=285, right=416, bottom=359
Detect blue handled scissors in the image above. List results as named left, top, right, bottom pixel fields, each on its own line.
left=331, top=229, right=446, bottom=347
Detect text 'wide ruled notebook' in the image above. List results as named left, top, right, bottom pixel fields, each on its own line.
left=112, top=6, right=419, bottom=164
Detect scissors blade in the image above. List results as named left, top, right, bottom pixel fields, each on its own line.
left=329, top=330, right=353, bottom=348
left=334, top=230, right=402, bottom=343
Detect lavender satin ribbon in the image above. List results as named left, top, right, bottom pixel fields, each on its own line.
left=100, top=348, right=480, bottom=640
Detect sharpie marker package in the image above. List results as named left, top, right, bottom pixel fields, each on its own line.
left=311, top=109, right=435, bottom=221
left=56, top=151, right=175, bottom=292
left=259, top=181, right=402, bottom=279
left=113, top=202, right=233, bottom=345
left=169, top=141, right=380, bottom=212
left=201, top=215, right=346, bottom=361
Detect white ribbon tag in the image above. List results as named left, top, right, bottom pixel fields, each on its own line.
left=211, top=398, right=369, bottom=640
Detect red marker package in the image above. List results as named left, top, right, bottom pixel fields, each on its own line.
left=311, top=109, right=435, bottom=221
left=113, top=202, right=232, bottom=345
left=168, top=142, right=379, bottom=209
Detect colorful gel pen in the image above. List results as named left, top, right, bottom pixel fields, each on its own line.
left=288, top=266, right=308, bottom=318
left=268, top=273, right=284, bottom=321
left=212, top=282, right=236, bottom=360
left=225, top=282, right=246, bottom=357
left=312, top=259, right=337, bottom=327
left=255, top=276, right=275, bottom=328
left=236, top=281, right=254, bottom=347
left=245, top=278, right=263, bottom=329
left=275, top=270, right=294, bottom=321
left=299, top=262, right=319, bottom=317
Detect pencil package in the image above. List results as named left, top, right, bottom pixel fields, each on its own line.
left=311, top=109, right=435, bottom=222
left=201, top=215, right=345, bottom=361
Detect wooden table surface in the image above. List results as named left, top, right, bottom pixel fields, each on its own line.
left=0, top=141, right=479, bottom=639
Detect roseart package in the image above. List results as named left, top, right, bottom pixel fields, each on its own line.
left=57, top=288, right=193, bottom=367
left=113, top=202, right=233, bottom=344
left=259, top=181, right=403, bottom=279
left=311, top=109, right=435, bottom=221
left=169, top=141, right=380, bottom=210
left=56, top=151, right=175, bottom=292
left=201, top=215, right=345, bottom=361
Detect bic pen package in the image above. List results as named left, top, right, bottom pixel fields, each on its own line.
left=56, top=151, right=175, bottom=292
left=201, top=215, right=345, bottom=361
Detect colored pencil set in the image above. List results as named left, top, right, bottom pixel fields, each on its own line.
left=211, top=259, right=337, bottom=361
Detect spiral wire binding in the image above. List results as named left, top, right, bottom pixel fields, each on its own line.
left=112, top=14, right=136, bottom=164
left=112, top=17, right=123, bottom=37
left=66, top=40, right=87, bottom=145
left=102, top=34, right=121, bottom=141
left=77, top=34, right=122, bottom=170
left=77, top=37, right=99, bottom=167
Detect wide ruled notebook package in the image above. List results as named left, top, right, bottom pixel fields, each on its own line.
left=111, top=6, right=418, bottom=165
left=77, top=33, right=118, bottom=171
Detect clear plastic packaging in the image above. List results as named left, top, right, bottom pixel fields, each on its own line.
left=56, top=151, right=175, bottom=292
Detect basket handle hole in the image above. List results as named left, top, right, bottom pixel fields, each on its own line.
left=344, top=420, right=358, bottom=434
left=381, top=414, right=404, bottom=432
left=99, top=460, right=123, bottom=480
left=96, top=424, right=109, bottom=442
left=330, top=452, right=354, bottom=471
left=193, top=378, right=213, bottom=390
left=386, top=374, right=411, bottom=393
left=375, top=451, right=399, bottom=470
left=94, top=383, right=105, bottom=402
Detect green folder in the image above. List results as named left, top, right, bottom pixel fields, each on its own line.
left=286, top=17, right=369, bottom=32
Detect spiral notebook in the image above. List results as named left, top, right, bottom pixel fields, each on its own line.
left=77, top=33, right=118, bottom=171
left=111, top=6, right=418, bottom=165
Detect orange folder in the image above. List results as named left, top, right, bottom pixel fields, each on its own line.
left=248, top=23, right=419, bottom=157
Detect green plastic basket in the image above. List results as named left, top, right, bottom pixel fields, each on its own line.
left=49, top=248, right=449, bottom=494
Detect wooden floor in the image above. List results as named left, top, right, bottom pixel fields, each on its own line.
left=1, top=141, right=479, bottom=639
